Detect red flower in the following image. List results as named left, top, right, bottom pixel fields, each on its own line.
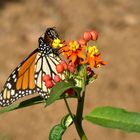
left=43, top=75, right=51, bottom=82
left=61, top=60, right=68, bottom=70
left=68, top=62, right=76, bottom=73
left=54, top=75, right=61, bottom=83
left=56, top=64, right=64, bottom=73
left=45, top=80, right=54, bottom=88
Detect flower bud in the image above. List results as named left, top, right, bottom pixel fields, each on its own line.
left=54, top=75, right=61, bottom=83
left=61, top=60, right=68, bottom=70
left=78, top=38, right=87, bottom=46
left=90, top=30, right=98, bottom=41
left=43, top=74, right=51, bottom=82
left=45, top=80, right=54, bottom=88
left=68, top=62, right=76, bottom=73
left=56, top=64, right=64, bottom=73
left=83, top=31, right=92, bottom=41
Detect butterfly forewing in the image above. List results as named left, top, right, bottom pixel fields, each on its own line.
left=0, top=50, right=38, bottom=107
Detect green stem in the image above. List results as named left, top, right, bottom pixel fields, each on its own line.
left=64, top=91, right=87, bottom=140
left=64, top=65, right=88, bottom=140
left=75, top=119, right=87, bottom=140
left=64, top=97, right=74, bottom=121
left=74, top=65, right=88, bottom=140
left=64, top=95, right=87, bottom=140
left=76, top=90, right=85, bottom=120
left=75, top=91, right=87, bottom=140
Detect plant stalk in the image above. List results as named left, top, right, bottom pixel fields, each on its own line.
left=64, top=65, right=88, bottom=140
left=64, top=97, right=74, bottom=121
left=74, top=65, right=88, bottom=140
left=64, top=92, right=87, bottom=140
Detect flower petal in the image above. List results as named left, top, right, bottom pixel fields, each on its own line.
left=77, top=51, right=85, bottom=59
left=89, top=57, right=95, bottom=68
left=71, top=54, right=77, bottom=64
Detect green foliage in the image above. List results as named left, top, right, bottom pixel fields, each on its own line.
left=49, top=115, right=73, bottom=140
left=85, top=106, right=140, bottom=133
left=61, top=114, right=73, bottom=128
left=49, top=124, right=65, bottom=140
left=45, top=81, right=81, bottom=107
left=0, top=96, right=44, bottom=115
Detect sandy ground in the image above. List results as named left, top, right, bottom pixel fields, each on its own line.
left=0, top=0, right=140, bottom=140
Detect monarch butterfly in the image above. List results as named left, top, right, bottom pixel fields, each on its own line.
left=0, top=27, right=61, bottom=107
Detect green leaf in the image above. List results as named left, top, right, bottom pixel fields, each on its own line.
left=49, top=124, right=65, bottom=140
left=49, top=115, right=73, bottom=140
left=0, top=96, right=44, bottom=115
left=85, top=106, right=140, bottom=133
left=61, top=114, right=73, bottom=128
left=45, top=81, right=77, bottom=107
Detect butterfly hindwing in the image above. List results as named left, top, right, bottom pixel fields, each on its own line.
left=0, top=50, right=38, bottom=107
left=34, top=42, right=61, bottom=99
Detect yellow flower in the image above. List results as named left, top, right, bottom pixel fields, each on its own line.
left=87, top=46, right=98, bottom=57
left=81, top=45, right=106, bottom=68
left=52, top=38, right=63, bottom=48
left=69, top=41, right=79, bottom=51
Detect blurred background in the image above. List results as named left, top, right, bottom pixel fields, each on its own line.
left=0, top=0, right=140, bottom=140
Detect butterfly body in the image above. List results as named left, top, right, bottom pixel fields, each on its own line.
left=0, top=27, right=61, bottom=107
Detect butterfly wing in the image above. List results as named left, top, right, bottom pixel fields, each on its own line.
left=34, top=52, right=61, bottom=99
left=0, top=49, right=38, bottom=107
left=0, top=28, right=61, bottom=107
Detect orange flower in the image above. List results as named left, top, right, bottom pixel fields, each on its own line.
left=81, top=45, right=106, bottom=68
left=85, top=53, right=106, bottom=68
left=60, top=41, right=85, bottom=64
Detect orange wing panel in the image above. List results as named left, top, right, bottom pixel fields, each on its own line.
left=22, top=70, right=29, bottom=90
left=16, top=52, right=37, bottom=90
left=29, top=61, right=36, bottom=89
left=16, top=76, right=23, bottom=90
left=18, top=53, right=37, bottom=77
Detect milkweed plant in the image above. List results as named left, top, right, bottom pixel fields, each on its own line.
left=1, top=29, right=140, bottom=140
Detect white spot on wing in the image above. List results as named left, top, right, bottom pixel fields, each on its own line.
left=11, top=90, right=15, bottom=96
left=12, top=74, right=16, bottom=79
left=7, top=77, right=10, bottom=81
left=7, top=83, right=12, bottom=89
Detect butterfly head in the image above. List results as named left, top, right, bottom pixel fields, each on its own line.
left=44, top=27, right=59, bottom=44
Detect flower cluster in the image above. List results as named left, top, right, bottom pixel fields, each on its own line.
left=43, top=29, right=106, bottom=95
left=52, top=30, right=106, bottom=68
